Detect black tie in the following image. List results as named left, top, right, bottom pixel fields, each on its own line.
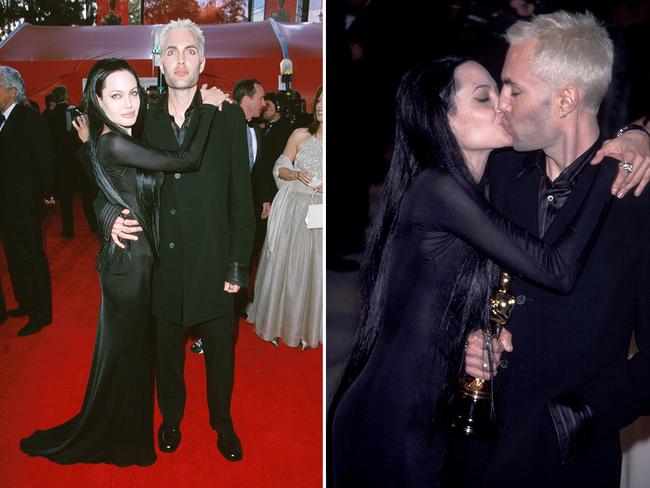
left=0, top=113, right=5, bottom=125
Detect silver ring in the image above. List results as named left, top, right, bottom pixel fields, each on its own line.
left=621, top=161, right=633, bottom=173
left=482, top=362, right=488, bottom=369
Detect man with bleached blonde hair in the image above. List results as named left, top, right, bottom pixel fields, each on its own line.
left=95, top=18, right=255, bottom=461
left=443, top=11, right=650, bottom=488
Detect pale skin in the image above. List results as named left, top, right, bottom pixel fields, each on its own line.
left=466, top=37, right=650, bottom=380
left=591, top=117, right=650, bottom=198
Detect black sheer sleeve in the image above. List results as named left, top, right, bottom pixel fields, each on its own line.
left=98, top=104, right=216, bottom=172
left=410, top=166, right=615, bottom=293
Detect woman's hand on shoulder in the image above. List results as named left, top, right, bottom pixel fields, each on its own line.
left=200, top=84, right=231, bottom=111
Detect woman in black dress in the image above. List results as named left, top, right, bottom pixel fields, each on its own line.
left=328, top=57, right=616, bottom=486
left=20, top=59, right=222, bottom=466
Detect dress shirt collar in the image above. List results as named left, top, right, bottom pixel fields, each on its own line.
left=155, top=89, right=202, bottom=114
left=2, top=101, right=16, bottom=121
left=534, top=136, right=602, bottom=237
left=519, top=137, right=600, bottom=183
left=0, top=102, right=16, bottom=131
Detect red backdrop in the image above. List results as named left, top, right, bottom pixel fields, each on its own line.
left=0, top=20, right=322, bottom=111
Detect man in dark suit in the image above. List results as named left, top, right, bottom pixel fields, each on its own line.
left=49, top=85, right=97, bottom=238
left=41, top=93, right=56, bottom=134
left=0, top=66, right=55, bottom=336
left=232, top=81, right=294, bottom=319
left=96, top=20, right=255, bottom=462
left=233, top=78, right=267, bottom=239
left=255, top=91, right=293, bottom=255
left=444, top=11, right=650, bottom=488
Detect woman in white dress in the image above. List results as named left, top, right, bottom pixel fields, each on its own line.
left=247, top=87, right=323, bottom=349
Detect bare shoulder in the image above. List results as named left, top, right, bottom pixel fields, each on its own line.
left=289, top=127, right=311, bottom=148
left=290, top=127, right=310, bottom=140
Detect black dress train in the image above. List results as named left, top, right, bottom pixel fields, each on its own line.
left=20, top=104, right=216, bottom=466
left=330, top=165, right=614, bottom=487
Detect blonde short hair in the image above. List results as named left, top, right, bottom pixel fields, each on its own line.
left=506, top=10, right=613, bottom=112
left=155, top=19, right=205, bottom=59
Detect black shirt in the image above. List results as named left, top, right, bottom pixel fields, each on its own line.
left=522, top=138, right=602, bottom=237
left=169, top=105, right=196, bottom=145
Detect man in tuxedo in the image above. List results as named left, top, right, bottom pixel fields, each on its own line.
left=50, top=85, right=97, bottom=238
left=95, top=19, right=255, bottom=461
left=232, top=79, right=264, bottom=314
left=0, top=66, right=55, bottom=336
left=256, top=92, right=293, bottom=254
left=233, top=78, right=267, bottom=233
left=444, top=11, right=650, bottom=488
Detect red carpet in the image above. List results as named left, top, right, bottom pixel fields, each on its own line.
left=0, top=201, right=322, bottom=487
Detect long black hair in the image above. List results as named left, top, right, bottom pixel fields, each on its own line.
left=82, top=58, right=160, bottom=271
left=328, top=57, right=499, bottom=436
left=308, top=86, right=322, bottom=135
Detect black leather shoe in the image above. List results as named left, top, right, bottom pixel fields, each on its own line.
left=17, top=321, right=50, bottom=336
left=7, top=308, right=28, bottom=317
left=0, top=313, right=7, bottom=324
left=217, top=430, right=243, bottom=462
left=158, top=424, right=181, bottom=453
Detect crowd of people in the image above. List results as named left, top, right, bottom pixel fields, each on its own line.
left=1, top=18, right=323, bottom=468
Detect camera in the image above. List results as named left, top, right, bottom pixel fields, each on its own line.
left=275, top=90, right=311, bottom=128
left=65, top=105, right=84, bottom=132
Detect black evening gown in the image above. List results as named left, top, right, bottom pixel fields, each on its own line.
left=20, top=104, right=216, bottom=466
left=330, top=166, right=613, bottom=487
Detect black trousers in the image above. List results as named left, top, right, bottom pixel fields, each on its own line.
left=58, top=186, right=97, bottom=236
left=155, top=313, right=236, bottom=432
left=0, top=218, right=52, bottom=324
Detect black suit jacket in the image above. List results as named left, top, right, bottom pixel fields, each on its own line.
left=480, top=149, right=650, bottom=487
left=147, top=92, right=255, bottom=327
left=0, top=103, right=55, bottom=224
left=46, top=102, right=81, bottom=173
left=248, top=124, right=266, bottom=215
left=251, top=117, right=292, bottom=214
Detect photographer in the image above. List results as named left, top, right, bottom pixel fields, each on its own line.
left=50, top=85, right=97, bottom=238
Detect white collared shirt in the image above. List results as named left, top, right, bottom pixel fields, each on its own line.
left=0, top=102, right=17, bottom=132
left=247, top=125, right=258, bottom=162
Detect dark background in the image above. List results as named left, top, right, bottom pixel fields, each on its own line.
left=326, top=0, right=650, bottom=404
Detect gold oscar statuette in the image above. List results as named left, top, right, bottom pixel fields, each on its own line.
left=449, top=272, right=516, bottom=437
